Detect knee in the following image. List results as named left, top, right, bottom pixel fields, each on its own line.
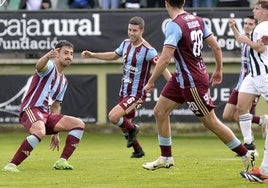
left=30, top=122, right=46, bottom=139
left=108, top=112, right=118, bottom=124
left=154, top=106, right=166, bottom=119
left=77, top=119, right=85, bottom=129
left=236, top=104, right=246, bottom=114
left=32, top=128, right=46, bottom=139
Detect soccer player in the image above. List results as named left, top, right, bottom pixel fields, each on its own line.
left=236, top=0, right=268, bottom=183
left=81, top=16, right=171, bottom=158
left=223, top=15, right=268, bottom=153
left=142, top=0, right=255, bottom=172
left=2, top=40, right=85, bottom=172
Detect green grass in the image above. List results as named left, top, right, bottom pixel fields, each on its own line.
left=0, top=131, right=266, bottom=188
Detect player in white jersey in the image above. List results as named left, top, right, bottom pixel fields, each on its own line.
left=237, top=0, right=268, bottom=183
left=224, top=15, right=268, bottom=155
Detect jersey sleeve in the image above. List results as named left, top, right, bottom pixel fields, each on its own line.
left=254, top=22, right=268, bottom=40
left=146, top=48, right=159, bottom=64
left=37, top=60, right=54, bottom=77
left=115, top=40, right=125, bottom=57
left=202, top=19, right=212, bottom=39
left=164, top=21, right=182, bottom=48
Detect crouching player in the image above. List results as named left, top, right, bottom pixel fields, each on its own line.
left=2, top=40, right=85, bottom=172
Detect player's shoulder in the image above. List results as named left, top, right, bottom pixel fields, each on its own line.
left=257, top=21, right=268, bottom=29
left=120, top=39, right=131, bottom=47
left=141, top=39, right=154, bottom=50
left=123, top=38, right=131, bottom=43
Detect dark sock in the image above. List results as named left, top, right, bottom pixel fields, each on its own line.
left=120, top=127, right=141, bottom=151
left=60, top=135, right=80, bottom=160
left=252, top=115, right=260, bottom=124
left=119, top=117, right=134, bottom=131
left=160, top=145, right=172, bottom=157
left=232, top=144, right=248, bottom=157
left=11, top=138, right=37, bottom=165
left=133, top=140, right=141, bottom=151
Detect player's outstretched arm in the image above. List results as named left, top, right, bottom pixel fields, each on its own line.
left=81, top=50, right=120, bottom=61
left=36, top=48, right=59, bottom=73
left=228, top=18, right=244, bottom=44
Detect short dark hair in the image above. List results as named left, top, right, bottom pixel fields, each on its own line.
left=165, top=0, right=185, bottom=8
left=246, top=15, right=257, bottom=25
left=129, top=16, right=145, bottom=30
left=55, top=40, right=74, bottom=50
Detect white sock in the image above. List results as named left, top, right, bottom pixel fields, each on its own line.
left=160, top=156, right=173, bottom=161
left=260, top=150, right=268, bottom=175
left=259, top=117, right=263, bottom=125
left=239, top=113, right=253, bottom=144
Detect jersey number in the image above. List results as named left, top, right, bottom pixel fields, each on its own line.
left=187, top=101, right=199, bottom=111
left=126, top=97, right=135, bottom=105
left=190, top=30, right=203, bottom=57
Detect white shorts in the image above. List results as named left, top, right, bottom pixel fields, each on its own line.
left=239, top=74, right=268, bottom=100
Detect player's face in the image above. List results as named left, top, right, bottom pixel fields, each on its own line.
left=57, top=46, right=73, bottom=67
left=128, top=24, right=143, bottom=44
left=253, top=3, right=267, bottom=22
left=243, top=18, right=256, bottom=35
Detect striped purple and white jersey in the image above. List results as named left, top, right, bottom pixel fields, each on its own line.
left=164, top=12, right=212, bottom=89
left=249, top=21, right=268, bottom=77
left=20, top=60, right=68, bottom=113
left=115, top=39, right=158, bottom=100
left=234, top=42, right=251, bottom=91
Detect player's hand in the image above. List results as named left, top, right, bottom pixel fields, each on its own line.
left=81, top=50, right=93, bottom=58
left=210, top=70, right=222, bottom=87
left=228, top=18, right=236, bottom=28
left=261, top=35, right=268, bottom=45
left=236, top=34, right=247, bottom=44
left=144, top=81, right=154, bottom=93
left=49, top=134, right=60, bottom=151
left=47, top=48, right=59, bottom=59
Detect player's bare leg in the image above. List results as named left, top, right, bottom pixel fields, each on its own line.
left=142, top=95, right=177, bottom=170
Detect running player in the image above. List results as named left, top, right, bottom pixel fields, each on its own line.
left=142, top=0, right=255, bottom=172
left=81, top=16, right=171, bottom=158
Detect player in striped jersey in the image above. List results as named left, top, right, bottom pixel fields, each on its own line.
left=82, top=16, right=171, bottom=158
left=236, top=0, right=268, bottom=183
left=142, top=0, right=255, bottom=172
left=2, top=40, right=85, bottom=172
left=224, top=15, right=267, bottom=155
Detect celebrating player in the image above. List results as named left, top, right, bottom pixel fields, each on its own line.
left=2, top=40, right=85, bottom=172
left=81, top=16, right=171, bottom=158
left=142, top=0, right=255, bottom=172
left=223, top=15, right=268, bottom=154
left=237, top=0, right=268, bottom=183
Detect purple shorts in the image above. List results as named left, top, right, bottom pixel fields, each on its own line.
left=161, top=74, right=215, bottom=117
left=19, top=107, right=63, bottom=135
left=118, top=96, right=144, bottom=119
left=227, top=89, right=238, bottom=105
left=227, top=89, right=259, bottom=114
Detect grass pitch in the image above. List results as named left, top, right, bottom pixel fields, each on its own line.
left=0, top=130, right=265, bottom=188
